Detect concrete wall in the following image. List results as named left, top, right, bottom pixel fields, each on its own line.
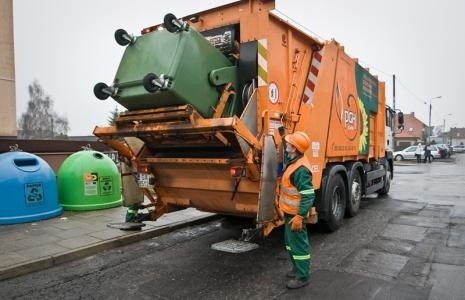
left=0, top=0, right=16, bottom=137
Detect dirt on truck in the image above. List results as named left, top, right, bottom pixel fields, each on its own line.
left=93, top=0, right=400, bottom=243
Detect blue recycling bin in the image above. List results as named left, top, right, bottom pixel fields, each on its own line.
left=0, top=151, right=62, bottom=224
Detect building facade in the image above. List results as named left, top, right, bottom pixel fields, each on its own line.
left=394, top=112, right=426, bottom=150
left=0, top=0, right=16, bottom=137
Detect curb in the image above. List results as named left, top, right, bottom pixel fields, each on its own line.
left=0, top=214, right=220, bottom=281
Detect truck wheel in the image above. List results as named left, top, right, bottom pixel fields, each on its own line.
left=93, top=82, right=110, bottom=100
left=378, top=163, right=391, bottom=195
left=346, top=169, right=362, bottom=217
left=321, top=174, right=346, bottom=232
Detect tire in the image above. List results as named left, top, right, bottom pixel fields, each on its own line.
left=114, top=29, right=130, bottom=46
left=320, top=174, right=346, bottom=232
left=394, top=155, right=403, bottom=161
left=143, top=73, right=160, bottom=93
left=93, top=82, right=110, bottom=100
left=346, top=169, right=362, bottom=217
left=164, top=13, right=180, bottom=33
left=378, top=163, right=391, bottom=195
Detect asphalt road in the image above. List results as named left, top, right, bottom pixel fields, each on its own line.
left=1, top=155, right=465, bottom=299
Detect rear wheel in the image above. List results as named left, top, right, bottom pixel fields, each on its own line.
left=394, top=155, right=403, bottom=161
left=378, top=163, right=391, bottom=195
left=346, top=169, right=362, bottom=217
left=321, top=174, right=346, bottom=232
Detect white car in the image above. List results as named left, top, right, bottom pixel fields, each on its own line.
left=394, top=145, right=440, bottom=161
left=453, top=145, right=465, bottom=153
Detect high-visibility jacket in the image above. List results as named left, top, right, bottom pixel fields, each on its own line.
left=278, top=155, right=314, bottom=216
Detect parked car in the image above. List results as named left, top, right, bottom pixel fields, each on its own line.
left=436, top=144, right=450, bottom=158
left=452, top=145, right=465, bottom=153
left=394, top=145, right=441, bottom=161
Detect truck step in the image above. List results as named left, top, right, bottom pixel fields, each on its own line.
left=211, top=239, right=259, bottom=253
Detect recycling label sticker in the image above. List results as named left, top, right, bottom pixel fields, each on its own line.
left=83, top=172, right=98, bottom=196
left=99, top=176, right=113, bottom=196
left=25, top=183, right=44, bottom=206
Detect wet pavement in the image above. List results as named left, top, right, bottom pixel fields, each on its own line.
left=0, top=207, right=216, bottom=281
left=0, top=155, right=465, bottom=299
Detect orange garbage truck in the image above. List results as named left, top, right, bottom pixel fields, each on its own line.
left=93, top=0, right=400, bottom=240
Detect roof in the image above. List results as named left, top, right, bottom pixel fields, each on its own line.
left=0, top=139, right=112, bottom=154
left=450, top=127, right=465, bottom=138
left=395, top=112, right=426, bottom=139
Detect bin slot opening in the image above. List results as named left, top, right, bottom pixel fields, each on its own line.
left=14, top=158, right=38, bottom=167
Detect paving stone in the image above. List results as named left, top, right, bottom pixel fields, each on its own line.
left=433, top=246, right=465, bottom=266
left=16, top=234, right=60, bottom=248
left=366, top=237, right=415, bottom=256
left=16, top=244, right=70, bottom=260
left=50, top=220, right=92, bottom=230
left=361, top=199, right=426, bottom=214
left=418, top=205, right=453, bottom=218
left=55, top=236, right=102, bottom=249
left=381, top=224, right=427, bottom=242
left=46, top=226, right=98, bottom=239
left=341, top=249, right=409, bottom=280
left=398, top=257, right=431, bottom=287
left=286, top=269, right=430, bottom=299
left=390, top=214, right=449, bottom=229
left=447, top=224, right=465, bottom=248
left=451, top=205, right=465, bottom=218
left=450, top=216, right=465, bottom=225
left=429, top=263, right=465, bottom=300
left=0, top=253, right=30, bottom=268
left=89, top=228, right=132, bottom=240
left=410, top=243, right=436, bottom=260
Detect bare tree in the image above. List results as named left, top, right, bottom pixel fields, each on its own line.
left=107, top=105, right=120, bottom=125
left=18, top=79, right=70, bottom=139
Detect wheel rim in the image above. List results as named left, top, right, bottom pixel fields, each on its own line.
left=331, top=186, right=343, bottom=217
left=351, top=174, right=361, bottom=207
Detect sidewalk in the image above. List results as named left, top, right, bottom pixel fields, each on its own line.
left=0, top=207, right=216, bottom=281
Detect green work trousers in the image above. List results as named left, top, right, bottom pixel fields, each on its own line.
left=284, top=214, right=311, bottom=281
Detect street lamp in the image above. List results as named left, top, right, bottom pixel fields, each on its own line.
left=428, top=96, right=442, bottom=143
left=443, top=113, right=452, bottom=143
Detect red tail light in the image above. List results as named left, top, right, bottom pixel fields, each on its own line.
left=230, top=167, right=243, bottom=178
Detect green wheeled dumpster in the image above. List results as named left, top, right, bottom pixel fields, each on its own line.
left=94, top=17, right=240, bottom=118
left=57, top=150, right=122, bottom=211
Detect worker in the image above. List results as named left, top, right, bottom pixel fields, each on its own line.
left=277, top=131, right=315, bottom=289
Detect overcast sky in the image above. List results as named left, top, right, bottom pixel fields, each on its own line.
left=13, top=0, right=465, bottom=136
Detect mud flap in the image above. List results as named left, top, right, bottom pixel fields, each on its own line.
left=121, top=162, right=144, bottom=207
left=211, top=239, right=259, bottom=253
left=257, top=134, right=278, bottom=222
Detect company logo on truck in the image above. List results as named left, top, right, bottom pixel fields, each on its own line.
left=335, top=84, right=359, bottom=141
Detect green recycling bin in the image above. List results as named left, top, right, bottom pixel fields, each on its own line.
left=57, top=150, right=122, bottom=211
left=98, top=25, right=240, bottom=117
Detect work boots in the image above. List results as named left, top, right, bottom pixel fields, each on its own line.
left=286, top=278, right=310, bottom=289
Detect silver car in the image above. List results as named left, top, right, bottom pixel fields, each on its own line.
left=453, top=145, right=465, bottom=153
left=394, top=145, right=440, bottom=161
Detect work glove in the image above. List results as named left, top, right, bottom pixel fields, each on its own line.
left=289, top=214, right=303, bottom=232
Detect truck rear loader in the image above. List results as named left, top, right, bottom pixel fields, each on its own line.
left=93, top=0, right=400, bottom=241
